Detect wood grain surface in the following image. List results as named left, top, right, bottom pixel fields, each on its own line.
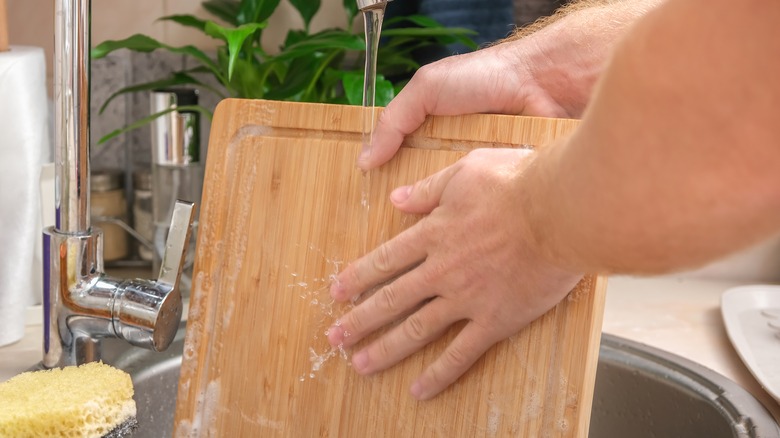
left=173, top=99, right=606, bottom=437
left=0, top=0, right=8, bottom=52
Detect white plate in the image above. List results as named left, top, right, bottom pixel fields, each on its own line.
left=721, top=285, right=780, bottom=403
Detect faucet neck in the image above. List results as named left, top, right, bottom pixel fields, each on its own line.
left=55, top=0, right=91, bottom=234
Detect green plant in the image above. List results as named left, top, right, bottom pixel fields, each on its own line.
left=92, top=0, right=477, bottom=143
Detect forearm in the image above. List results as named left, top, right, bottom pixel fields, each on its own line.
left=520, top=0, right=780, bottom=275
left=503, top=0, right=664, bottom=116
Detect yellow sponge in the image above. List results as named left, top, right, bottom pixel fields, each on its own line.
left=0, top=362, right=136, bottom=438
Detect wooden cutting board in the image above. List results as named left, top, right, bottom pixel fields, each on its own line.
left=173, top=99, right=607, bottom=437
left=0, top=0, right=9, bottom=52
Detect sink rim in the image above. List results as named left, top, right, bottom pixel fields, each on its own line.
left=597, top=333, right=780, bottom=438
left=90, top=328, right=780, bottom=438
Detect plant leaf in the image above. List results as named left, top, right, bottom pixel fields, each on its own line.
left=382, top=14, right=479, bottom=49
left=97, top=105, right=214, bottom=145
left=91, top=34, right=224, bottom=83
left=204, top=21, right=266, bottom=81
left=202, top=0, right=241, bottom=26
left=282, top=29, right=309, bottom=48
left=343, top=0, right=359, bottom=26
left=342, top=71, right=395, bottom=107
left=230, top=56, right=270, bottom=99
left=342, top=71, right=363, bottom=106
left=384, top=14, right=441, bottom=28
left=264, top=55, right=321, bottom=101
left=289, top=0, right=321, bottom=31
left=237, top=0, right=281, bottom=25
left=98, top=72, right=223, bottom=115
left=374, top=76, right=395, bottom=106
left=158, top=14, right=208, bottom=32
left=381, top=27, right=477, bottom=39
left=275, top=30, right=363, bottom=61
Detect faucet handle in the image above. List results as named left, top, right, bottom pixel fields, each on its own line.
left=112, top=200, right=196, bottom=351
left=157, top=201, right=196, bottom=288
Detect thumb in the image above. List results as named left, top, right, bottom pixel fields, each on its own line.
left=357, top=79, right=431, bottom=171
left=389, top=163, right=462, bottom=214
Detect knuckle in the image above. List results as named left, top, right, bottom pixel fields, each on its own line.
left=442, top=341, right=471, bottom=371
left=402, top=313, right=428, bottom=342
left=413, top=176, right=434, bottom=201
left=375, top=284, right=399, bottom=313
left=372, top=243, right=395, bottom=275
left=421, top=258, right=448, bottom=285
left=413, top=63, right=436, bottom=82
left=374, top=334, right=393, bottom=361
left=345, top=310, right=366, bottom=336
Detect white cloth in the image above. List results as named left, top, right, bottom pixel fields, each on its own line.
left=0, top=46, right=49, bottom=346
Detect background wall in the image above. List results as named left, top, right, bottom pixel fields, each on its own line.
left=6, top=0, right=349, bottom=95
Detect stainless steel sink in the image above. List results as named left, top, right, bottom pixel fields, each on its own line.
left=102, top=329, right=780, bottom=437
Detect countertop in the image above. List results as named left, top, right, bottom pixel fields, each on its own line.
left=2, top=275, right=779, bottom=423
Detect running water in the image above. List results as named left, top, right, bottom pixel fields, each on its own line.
left=359, top=2, right=386, bottom=253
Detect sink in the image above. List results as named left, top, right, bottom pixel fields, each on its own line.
left=102, top=329, right=780, bottom=437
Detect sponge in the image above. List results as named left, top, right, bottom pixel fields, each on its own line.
left=0, top=362, right=137, bottom=437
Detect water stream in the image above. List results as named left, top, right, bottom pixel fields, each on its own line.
left=360, top=3, right=386, bottom=253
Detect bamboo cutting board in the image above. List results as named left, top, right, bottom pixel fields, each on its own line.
left=174, top=99, right=607, bottom=437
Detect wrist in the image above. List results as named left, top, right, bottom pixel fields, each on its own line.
left=514, top=141, right=584, bottom=276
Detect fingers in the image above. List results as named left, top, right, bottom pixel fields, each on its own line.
left=347, top=298, right=459, bottom=376
left=390, top=162, right=462, bottom=214
left=326, top=265, right=437, bottom=349
left=410, top=323, right=498, bottom=400
left=330, top=224, right=428, bottom=303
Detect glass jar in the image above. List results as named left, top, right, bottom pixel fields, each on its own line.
left=91, top=170, right=128, bottom=261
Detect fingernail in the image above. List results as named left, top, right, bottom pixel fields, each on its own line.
left=326, top=326, right=343, bottom=346
left=330, top=279, right=345, bottom=300
left=390, top=185, right=412, bottom=203
left=352, top=350, right=369, bottom=373
left=410, top=380, right=426, bottom=400
left=357, top=143, right=372, bottom=167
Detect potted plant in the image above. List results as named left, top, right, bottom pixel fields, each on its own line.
left=92, top=0, right=477, bottom=142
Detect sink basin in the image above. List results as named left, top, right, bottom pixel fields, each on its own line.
left=102, top=329, right=780, bottom=437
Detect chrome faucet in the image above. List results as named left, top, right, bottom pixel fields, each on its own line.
left=42, top=0, right=195, bottom=368
left=357, top=0, right=390, bottom=10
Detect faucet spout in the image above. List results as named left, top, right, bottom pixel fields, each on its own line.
left=44, top=0, right=194, bottom=368
left=357, top=0, right=390, bottom=11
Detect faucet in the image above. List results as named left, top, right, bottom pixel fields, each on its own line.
left=42, top=0, right=195, bottom=368
left=357, top=0, right=390, bottom=10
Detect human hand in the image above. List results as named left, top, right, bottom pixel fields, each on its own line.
left=359, top=41, right=580, bottom=170
left=358, top=0, right=660, bottom=171
left=328, top=148, right=583, bottom=400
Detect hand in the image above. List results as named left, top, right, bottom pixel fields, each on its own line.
left=358, top=0, right=659, bottom=171
left=359, top=41, right=580, bottom=170
left=328, top=148, right=582, bottom=400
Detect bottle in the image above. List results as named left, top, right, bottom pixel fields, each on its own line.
left=91, top=170, right=129, bottom=262
left=150, top=88, right=202, bottom=296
